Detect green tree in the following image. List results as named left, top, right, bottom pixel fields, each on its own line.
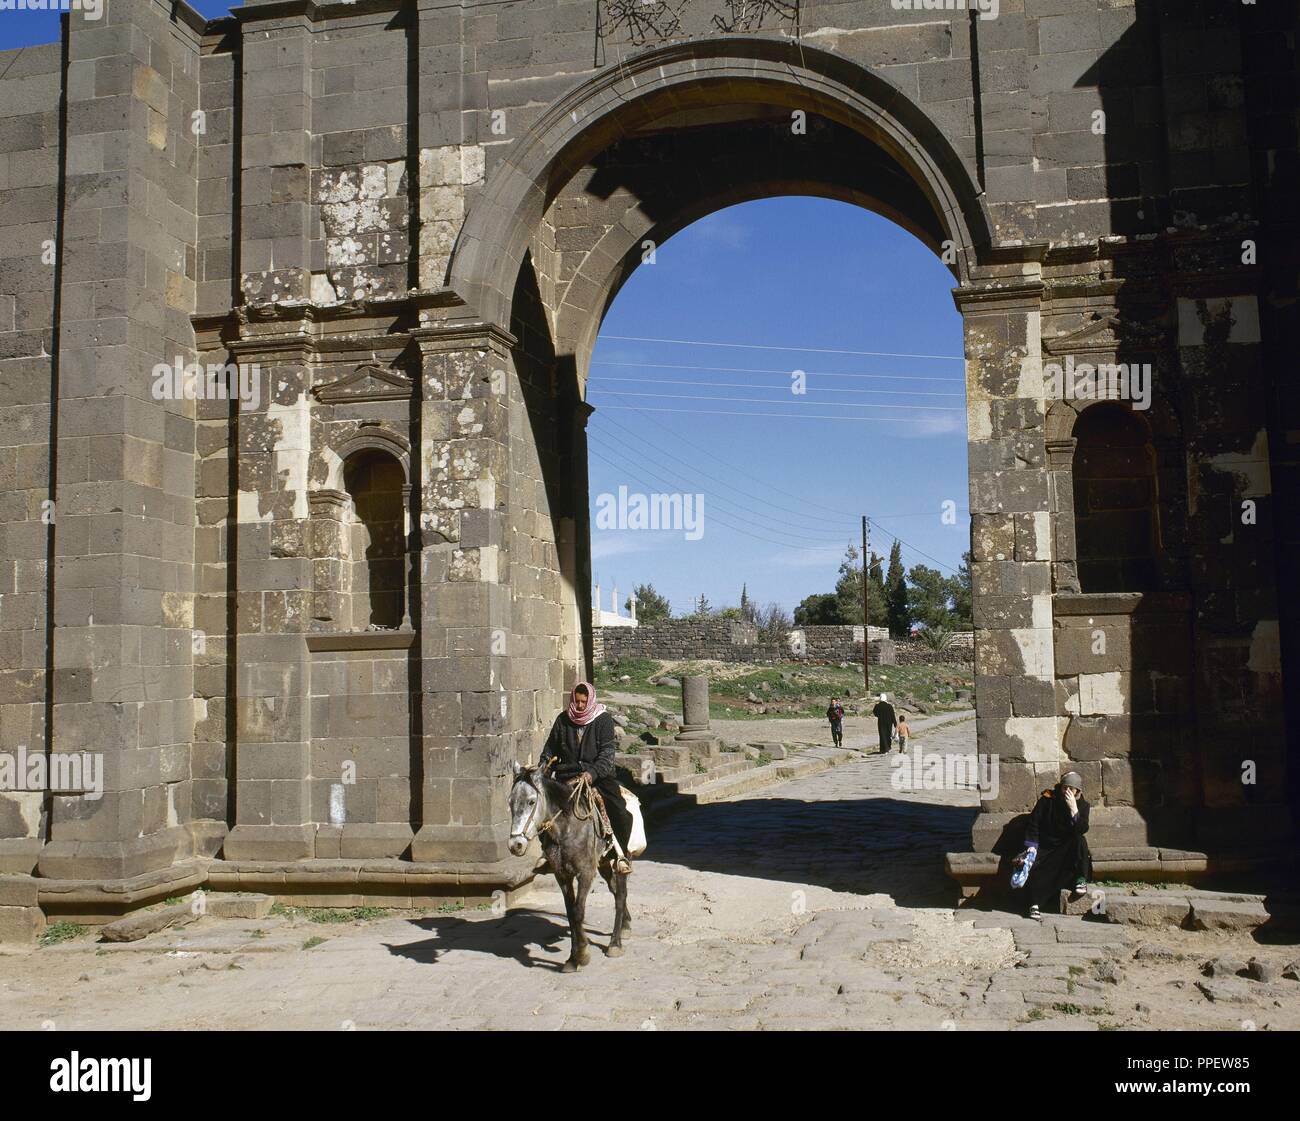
left=739, top=583, right=756, bottom=622
left=629, top=583, right=671, bottom=623
left=793, top=592, right=842, bottom=625
left=906, top=564, right=954, bottom=632
left=885, top=540, right=909, bottom=637
left=835, top=544, right=888, bottom=628
left=949, top=551, right=973, bottom=629
left=689, top=593, right=712, bottom=618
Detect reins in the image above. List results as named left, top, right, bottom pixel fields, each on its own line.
left=533, top=770, right=611, bottom=840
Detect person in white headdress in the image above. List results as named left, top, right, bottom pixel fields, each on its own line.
left=870, top=692, right=897, bottom=754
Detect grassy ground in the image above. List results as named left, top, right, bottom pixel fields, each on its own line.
left=595, top=656, right=973, bottom=728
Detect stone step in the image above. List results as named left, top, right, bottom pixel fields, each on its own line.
left=614, top=753, right=656, bottom=786
left=670, top=758, right=753, bottom=791
left=650, top=744, right=690, bottom=770
left=643, top=747, right=855, bottom=819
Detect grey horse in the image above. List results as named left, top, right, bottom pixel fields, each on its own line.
left=508, top=762, right=631, bottom=972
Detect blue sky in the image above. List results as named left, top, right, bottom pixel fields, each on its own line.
left=588, top=197, right=967, bottom=618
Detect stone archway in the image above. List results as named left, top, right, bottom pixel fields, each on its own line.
left=437, top=36, right=1061, bottom=876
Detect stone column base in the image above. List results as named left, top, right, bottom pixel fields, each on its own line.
left=37, top=825, right=194, bottom=881
left=0, top=838, right=41, bottom=875
left=411, top=824, right=508, bottom=863
left=315, top=824, right=415, bottom=859
left=0, top=873, right=42, bottom=943
left=222, top=824, right=315, bottom=862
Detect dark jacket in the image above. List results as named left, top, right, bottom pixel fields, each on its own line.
left=871, top=700, right=897, bottom=728
left=539, top=710, right=618, bottom=786
left=1025, top=785, right=1090, bottom=848
left=827, top=703, right=844, bottom=725
left=538, top=710, right=632, bottom=850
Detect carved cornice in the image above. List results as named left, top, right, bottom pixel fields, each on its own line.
left=951, top=279, right=1045, bottom=313
left=313, top=363, right=414, bottom=403
left=1042, top=312, right=1169, bottom=357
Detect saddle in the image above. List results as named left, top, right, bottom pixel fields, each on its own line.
left=545, top=763, right=646, bottom=868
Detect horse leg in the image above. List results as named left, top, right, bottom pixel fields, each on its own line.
left=557, top=875, right=581, bottom=974
left=606, top=867, right=628, bottom=956
left=569, top=871, right=593, bottom=968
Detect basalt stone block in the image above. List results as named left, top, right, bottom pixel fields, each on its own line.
left=0, top=904, right=44, bottom=945
left=205, top=892, right=274, bottom=920
left=222, top=824, right=315, bottom=862
left=1098, top=892, right=1193, bottom=928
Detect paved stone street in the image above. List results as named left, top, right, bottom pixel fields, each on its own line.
left=2, top=715, right=1296, bottom=1031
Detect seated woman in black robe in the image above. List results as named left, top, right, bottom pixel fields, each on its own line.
left=539, top=681, right=634, bottom=874
left=1022, top=770, right=1092, bottom=919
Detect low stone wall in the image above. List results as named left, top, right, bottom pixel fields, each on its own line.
left=596, top=620, right=973, bottom=666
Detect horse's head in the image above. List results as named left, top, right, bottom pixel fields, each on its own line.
left=507, top=761, right=547, bottom=857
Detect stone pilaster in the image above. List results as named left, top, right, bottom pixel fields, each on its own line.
left=42, top=0, right=203, bottom=881
left=236, top=8, right=312, bottom=304
left=221, top=336, right=314, bottom=861
left=956, top=277, right=1065, bottom=854
left=410, top=323, right=517, bottom=862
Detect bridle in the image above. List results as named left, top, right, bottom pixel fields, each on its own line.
left=512, top=769, right=606, bottom=844
left=512, top=772, right=547, bottom=843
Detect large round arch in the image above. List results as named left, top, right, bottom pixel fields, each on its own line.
left=447, top=35, right=994, bottom=342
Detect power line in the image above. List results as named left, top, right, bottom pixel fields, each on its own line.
left=589, top=432, right=852, bottom=546
left=594, top=404, right=957, bottom=424
left=590, top=419, right=962, bottom=576
left=598, top=334, right=963, bottom=362
left=593, top=409, right=962, bottom=576
left=586, top=445, right=851, bottom=552
left=597, top=403, right=926, bottom=524
left=588, top=375, right=965, bottom=398
left=592, top=411, right=856, bottom=531
left=590, top=389, right=963, bottom=413
left=595, top=408, right=961, bottom=580
left=589, top=359, right=964, bottom=384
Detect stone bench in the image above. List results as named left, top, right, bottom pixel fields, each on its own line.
left=945, top=847, right=1209, bottom=900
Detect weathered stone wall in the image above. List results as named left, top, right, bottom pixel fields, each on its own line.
left=0, top=0, right=1294, bottom=929
left=0, top=43, right=61, bottom=878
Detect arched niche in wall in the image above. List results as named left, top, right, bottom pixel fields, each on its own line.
left=311, top=427, right=414, bottom=633
left=343, top=448, right=408, bottom=630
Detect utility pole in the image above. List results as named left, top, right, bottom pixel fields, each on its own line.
left=862, top=515, right=870, bottom=695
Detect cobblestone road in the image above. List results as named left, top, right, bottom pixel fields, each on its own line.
left=3, top=715, right=1296, bottom=1031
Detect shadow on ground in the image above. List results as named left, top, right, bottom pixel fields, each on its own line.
left=383, top=910, right=600, bottom=970
left=645, top=794, right=978, bottom=907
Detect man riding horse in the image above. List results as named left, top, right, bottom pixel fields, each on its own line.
left=539, top=681, right=634, bottom=875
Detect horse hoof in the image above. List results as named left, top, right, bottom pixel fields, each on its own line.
left=576, top=947, right=591, bottom=966
left=605, top=945, right=624, bottom=958
left=561, top=960, right=579, bottom=973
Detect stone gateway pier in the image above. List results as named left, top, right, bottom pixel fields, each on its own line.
left=0, top=0, right=1296, bottom=940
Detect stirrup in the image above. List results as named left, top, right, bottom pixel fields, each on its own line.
left=615, top=857, right=632, bottom=875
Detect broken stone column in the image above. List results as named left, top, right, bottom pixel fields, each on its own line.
left=675, top=675, right=719, bottom=762
left=677, top=675, right=711, bottom=737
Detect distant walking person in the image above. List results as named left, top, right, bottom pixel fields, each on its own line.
left=1018, top=771, right=1093, bottom=920
left=871, top=693, right=897, bottom=754
left=895, top=712, right=911, bottom=753
left=826, top=697, right=845, bottom=748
